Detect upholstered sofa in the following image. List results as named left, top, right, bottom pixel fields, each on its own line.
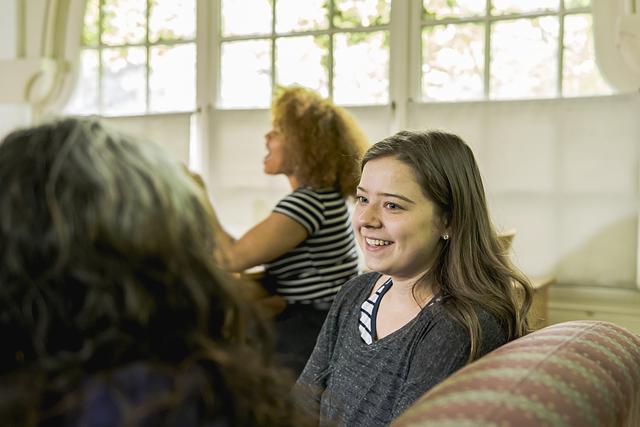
left=394, top=320, right=640, bottom=427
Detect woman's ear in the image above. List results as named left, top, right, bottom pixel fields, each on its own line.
left=438, top=214, right=451, bottom=240
left=438, top=211, right=450, bottom=230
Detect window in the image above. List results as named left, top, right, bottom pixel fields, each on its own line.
left=65, top=0, right=196, bottom=116
left=218, top=0, right=391, bottom=108
left=64, top=0, right=614, bottom=116
left=420, top=0, right=611, bottom=101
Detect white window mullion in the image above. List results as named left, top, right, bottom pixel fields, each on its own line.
left=389, top=0, right=413, bottom=133
left=98, top=0, right=104, bottom=114
left=145, top=0, right=151, bottom=113
left=327, top=0, right=335, bottom=100
left=484, top=0, right=492, bottom=98
left=192, top=0, right=216, bottom=179
left=270, top=0, right=276, bottom=96
left=557, top=2, right=565, bottom=97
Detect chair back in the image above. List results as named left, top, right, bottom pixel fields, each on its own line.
left=394, top=320, right=640, bottom=427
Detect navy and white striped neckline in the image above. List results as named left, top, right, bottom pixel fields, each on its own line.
left=359, top=277, right=443, bottom=345
left=359, top=278, right=393, bottom=344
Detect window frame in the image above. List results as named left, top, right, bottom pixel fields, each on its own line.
left=75, top=0, right=197, bottom=116
left=414, top=0, right=598, bottom=102
left=67, top=0, right=612, bottom=117
left=215, top=0, right=392, bottom=108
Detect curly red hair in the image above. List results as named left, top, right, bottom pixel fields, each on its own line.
left=272, top=86, right=368, bottom=197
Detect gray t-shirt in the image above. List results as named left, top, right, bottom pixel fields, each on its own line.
left=295, top=272, right=508, bottom=427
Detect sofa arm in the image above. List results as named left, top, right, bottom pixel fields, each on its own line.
left=393, top=320, right=640, bottom=427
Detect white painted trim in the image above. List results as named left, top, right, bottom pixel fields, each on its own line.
left=388, top=0, right=411, bottom=134
left=549, top=286, right=640, bottom=317
left=0, top=0, right=87, bottom=117
left=592, top=0, right=640, bottom=92
left=42, top=0, right=87, bottom=116
left=0, top=58, right=63, bottom=103
left=193, top=0, right=216, bottom=185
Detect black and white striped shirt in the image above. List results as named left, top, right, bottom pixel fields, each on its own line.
left=266, top=187, right=359, bottom=304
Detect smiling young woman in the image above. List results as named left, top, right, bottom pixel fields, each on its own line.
left=296, top=130, right=533, bottom=427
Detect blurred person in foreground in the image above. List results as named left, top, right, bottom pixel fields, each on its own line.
left=0, top=118, right=309, bottom=427
left=210, top=86, right=368, bottom=375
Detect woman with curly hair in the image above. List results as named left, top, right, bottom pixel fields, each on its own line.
left=0, top=118, right=309, bottom=427
left=210, top=86, right=368, bottom=375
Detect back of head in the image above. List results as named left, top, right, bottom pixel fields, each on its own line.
left=362, top=130, right=532, bottom=361
left=0, top=118, right=220, bottom=363
left=0, top=118, right=306, bottom=426
left=272, top=86, right=367, bottom=196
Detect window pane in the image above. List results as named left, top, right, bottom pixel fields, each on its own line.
left=102, top=47, right=146, bottom=115
left=220, top=40, right=271, bottom=108
left=275, top=36, right=329, bottom=97
left=102, top=0, right=146, bottom=45
left=150, top=43, right=196, bottom=112
left=221, top=0, right=272, bottom=36
left=334, top=31, right=389, bottom=105
left=334, top=0, right=391, bottom=28
left=490, top=17, right=558, bottom=99
left=149, top=0, right=195, bottom=43
left=82, top=0, right=100, bottom=46
left=422, top=24, right=484, bottom=101
left=563, top=14, right=611, bottom=96
left=276, top=0, right=328, bottom=33
left=492, top=0, right=558, bottom=15
left=564, top=0, right=590, bottom=8
left=423, top=0, right=486, bottom=20
left=65, top=49, right=99, bottom=115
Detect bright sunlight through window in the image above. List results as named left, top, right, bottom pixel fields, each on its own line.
left=65, top=0, right=196, bottom=116
left=421, top=0, right=612, bottom=101
left=65, top=0, right=614, bottom=115
left=219, top=0, right=391, bottom=108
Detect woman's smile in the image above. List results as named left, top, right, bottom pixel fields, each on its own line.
left=353, top=156, right=445, bottom=281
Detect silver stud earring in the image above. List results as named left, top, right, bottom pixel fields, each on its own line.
left=442, top=233, right=449, bottom=241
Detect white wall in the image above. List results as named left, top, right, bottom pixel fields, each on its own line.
left=0, top=0, right=31, bottom=138
left=0, top=0, right=17, bottom=59
left=409, top=94, right=640, bottom=287
left=0, top=104, right=31, bottom=139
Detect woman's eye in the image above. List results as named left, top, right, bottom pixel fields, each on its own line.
left=384, top=202, right=401, bottom=210
left=356, top=196, right=368, bottom=204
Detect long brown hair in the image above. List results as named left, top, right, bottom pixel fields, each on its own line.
left=361, top=130, right=532, bottom=362
left=0, top=118, right=308, bottom=426
left=272, top=86, right=367, bottom=197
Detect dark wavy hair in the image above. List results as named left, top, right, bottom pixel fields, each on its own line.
left=272, top=86, right=368, bottom=197
left=0, top=118, right=307, bottom=426
left=361, top=130, right=533, bottom=362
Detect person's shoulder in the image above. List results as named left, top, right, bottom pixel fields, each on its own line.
left=292, top=186, right=323, bottom=199
left=333, top=272, right=380, bottom=306
left=429, top=302, right=508, bottom=347
left=77, top=363, right=201, bottom=426
left=421, top=303, right=467, bottom=339
left=343, top=271, right=379, bottom=291
left=280, top=187, right=324, bottom=209
left=475, top=304, right=509, bottom=348
left=297, top=187, right=346, bottom=204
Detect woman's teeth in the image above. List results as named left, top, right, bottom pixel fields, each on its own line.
left=366, top=238, right=392, bottom=246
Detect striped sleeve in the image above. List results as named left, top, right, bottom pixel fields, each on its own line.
left=273, top=188, right=324, bottom=235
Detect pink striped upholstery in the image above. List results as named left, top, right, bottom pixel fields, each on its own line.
left=394, top=321, right=640, bottom=427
